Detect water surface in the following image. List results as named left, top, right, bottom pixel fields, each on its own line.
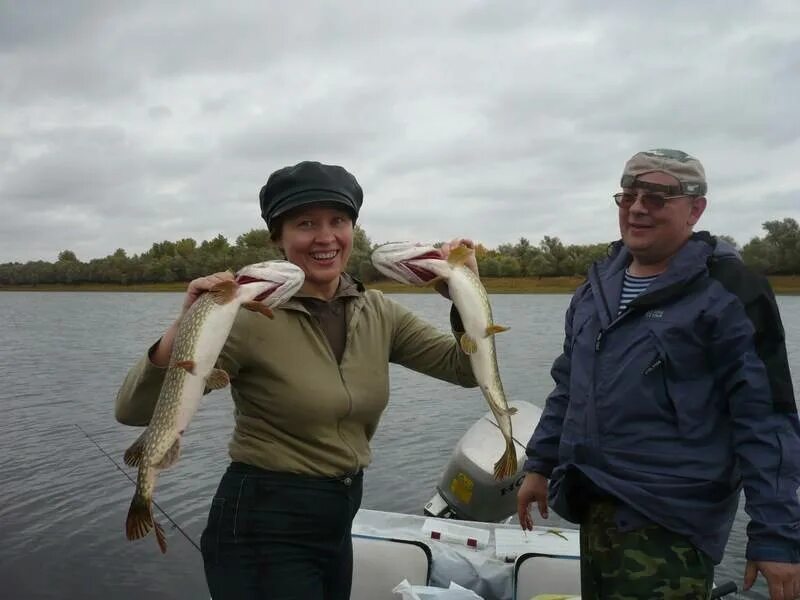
left=1, top=292, right=798, bottom=599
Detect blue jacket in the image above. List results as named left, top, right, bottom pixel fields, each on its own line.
left=524, top=232, right=800, bottom=564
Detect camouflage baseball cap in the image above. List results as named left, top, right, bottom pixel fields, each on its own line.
left=621, top=149, right=707, bottom=196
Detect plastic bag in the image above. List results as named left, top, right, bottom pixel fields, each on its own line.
left=392, top=578, right=485, bottom=599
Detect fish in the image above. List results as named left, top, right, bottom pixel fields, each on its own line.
left=370, top=242, right=518, bottom=480
left=122, top=260, right=305, bottom=553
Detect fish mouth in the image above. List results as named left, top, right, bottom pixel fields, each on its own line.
left=235, top=275, right=280, bottom=302
left=400, top=254, right=441, bottom=282
left=403, top=250, right=443, bottom=283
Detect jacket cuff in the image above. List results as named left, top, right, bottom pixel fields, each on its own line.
left=523, top=457, right=553, bottom=478
left=450, top=304, right=465, bottom=335
left=746, top=539, right=800, bottom=563
left=146, top=338, right=170, bottom=369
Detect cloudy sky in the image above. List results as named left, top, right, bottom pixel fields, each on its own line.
left=1, top=0, right=798, bottom=263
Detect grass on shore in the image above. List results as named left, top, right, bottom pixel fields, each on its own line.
left=2, top=275, right=799, bottom=294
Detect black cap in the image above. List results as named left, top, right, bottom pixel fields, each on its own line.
left=259, top=161, right=363, bottom=230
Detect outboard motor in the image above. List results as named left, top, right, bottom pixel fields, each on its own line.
left=424, top=401, right=542, bottom=522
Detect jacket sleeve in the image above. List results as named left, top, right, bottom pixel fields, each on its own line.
left=710, top=271, right=800, bottom=563
left=114, top=322, right=245, bottom=426
left=522, top=291, right=579, bottom=477
left=386, top=295, right=477, bottom=388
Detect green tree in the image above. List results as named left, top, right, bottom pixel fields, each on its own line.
left=174, top=238, right=197, bottom=259
left=57, top=250, right=79, bottom=262
left=347, top=226, right=379, bottom=282
left=236, top=229, right=271, bottom=249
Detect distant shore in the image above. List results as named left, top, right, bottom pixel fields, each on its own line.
left=2, top=275, right=799, bottom=294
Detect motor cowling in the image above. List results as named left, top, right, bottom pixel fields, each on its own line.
left=424, top=401, right=542, bottom=522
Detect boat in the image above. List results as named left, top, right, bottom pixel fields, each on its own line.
left=346, top=401, right=739, bottom=600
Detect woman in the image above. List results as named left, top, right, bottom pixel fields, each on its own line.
left=114, top=160, right=479, bottom=600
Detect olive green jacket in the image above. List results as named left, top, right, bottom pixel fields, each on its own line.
left=114, top=286, right=476, bottom=477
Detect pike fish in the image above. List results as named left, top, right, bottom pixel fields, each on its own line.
left=122, top=260, right=305, bottom=553
left=371, top=242, right=518, bottom=480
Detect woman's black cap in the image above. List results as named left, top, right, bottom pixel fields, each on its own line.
left=259, top=161, right=363, bottom=230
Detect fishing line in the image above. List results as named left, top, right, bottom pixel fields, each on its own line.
left=74, top=423, right=201, bottom=553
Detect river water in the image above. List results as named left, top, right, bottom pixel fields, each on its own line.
left=1, top=292, right=798, bottom=599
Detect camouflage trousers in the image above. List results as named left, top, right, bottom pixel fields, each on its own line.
left=580, top=502, right=714, bottom=600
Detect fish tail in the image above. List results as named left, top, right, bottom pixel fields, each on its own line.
left=126, top=491, right=153, bottom=542
left=154, top=519, right=168, bottom=554
left=125, top=490, right=169, bottom=554
left=493, top=437, right=518, bottom=480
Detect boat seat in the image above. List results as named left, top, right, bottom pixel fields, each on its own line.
left=351, top=535, right=433, bottom=600
left=513, top=552, right=581, bottom=600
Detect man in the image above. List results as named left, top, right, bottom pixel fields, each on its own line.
left=517, top=149, right=800, bottom=599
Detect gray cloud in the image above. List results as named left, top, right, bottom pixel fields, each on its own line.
left=1, top=1, right=798, bottom=262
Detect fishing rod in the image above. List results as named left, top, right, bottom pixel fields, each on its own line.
left=74, top=423, right=201, bottom=553
left=75, top=423, right=743, bottom=597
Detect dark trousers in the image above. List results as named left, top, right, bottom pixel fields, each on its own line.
left=200, top=462, right=363, bottom=600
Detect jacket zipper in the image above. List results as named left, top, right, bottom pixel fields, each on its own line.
left=299, top=307, right=361, bottom=473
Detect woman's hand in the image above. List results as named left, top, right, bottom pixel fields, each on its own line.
left=150, top=271, right=235, bottom=367
left=181, top=271, right=235, bottom=316
left=436, top=238, right=479, bottom=299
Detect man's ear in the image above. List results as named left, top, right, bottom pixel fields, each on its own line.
left=688, top=196, right=707, bottom=225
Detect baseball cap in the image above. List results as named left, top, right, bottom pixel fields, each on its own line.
left=621, top=149, right=707, bottom=196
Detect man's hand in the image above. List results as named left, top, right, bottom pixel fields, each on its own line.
left=516, top=472, right=549, bottom=530
left=436, top=238, right=479, bottom=299
left=744, top=559, right=800, bottom=599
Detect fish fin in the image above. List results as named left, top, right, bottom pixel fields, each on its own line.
left=460, top=333, right=478, bottom=355
left=447, top=245, right=472, bottom=266
left=123, top=432, right=147, bottom=468
left=154, top=437, right=181, bottom=470
left=154, top=519, right=168, bottom=554
left=126, top=493, right=153, bottom=541
left=205, top=368, right=230, bottom=390
left=173, top=360, right=196, bottom=374
left=209, top=279, right=238, bottom=305
left=499, top=406, right=518, bottom=416
left=492, top=438, right=518, bottom=480
left=242, top=301, right=274, bottom=318
left=485, top=324, right=510, bottom=336
left=422, top=276, right=444, bottom=288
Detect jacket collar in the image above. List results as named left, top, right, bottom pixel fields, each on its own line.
left=589, top=232, right=717, bottom=328
left=283, top=272, right=364, bottom=314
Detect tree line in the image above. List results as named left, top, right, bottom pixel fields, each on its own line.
left=1, top=218, right=798, bottom=286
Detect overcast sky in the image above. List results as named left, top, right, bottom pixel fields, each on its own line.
left=1, top=0, right=798, bottom=263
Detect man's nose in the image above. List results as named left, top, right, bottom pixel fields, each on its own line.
left=629, top=191, right=650, bottom=214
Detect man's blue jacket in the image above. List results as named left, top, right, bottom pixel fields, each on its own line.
left=524, top=232, right=800, bottom=564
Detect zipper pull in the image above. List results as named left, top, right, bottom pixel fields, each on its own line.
left=594, top=330, right=604, bottom=352
left=643, top=357, right=663, bottom=375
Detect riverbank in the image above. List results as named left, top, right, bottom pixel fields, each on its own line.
left=2, top=275, right=799, bottom=294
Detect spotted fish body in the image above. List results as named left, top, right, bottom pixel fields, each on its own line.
left=123, top=260, right=304, bottom=553
left=371, top=242, right=518, bottom=480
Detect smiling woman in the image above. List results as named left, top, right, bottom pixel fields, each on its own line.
left=261, top=162, right=360, bottom=300
left=113, top=159, right=482, bottom=600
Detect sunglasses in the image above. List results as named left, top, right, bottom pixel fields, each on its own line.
left=613, top=191, right=693, bottom=211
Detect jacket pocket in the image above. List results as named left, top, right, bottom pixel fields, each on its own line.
left=642, top=334, right=681, bottom=431
left=644, top=329, right=714, bottom=438
left=778, top=429, right=800, bottom=489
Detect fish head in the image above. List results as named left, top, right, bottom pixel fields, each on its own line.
left=234, top=260, right=305, bottom=306
left=370, top=242, right=450, bottom=286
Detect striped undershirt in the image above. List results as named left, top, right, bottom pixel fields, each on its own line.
left=618, top=270, right=659, bottom=315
